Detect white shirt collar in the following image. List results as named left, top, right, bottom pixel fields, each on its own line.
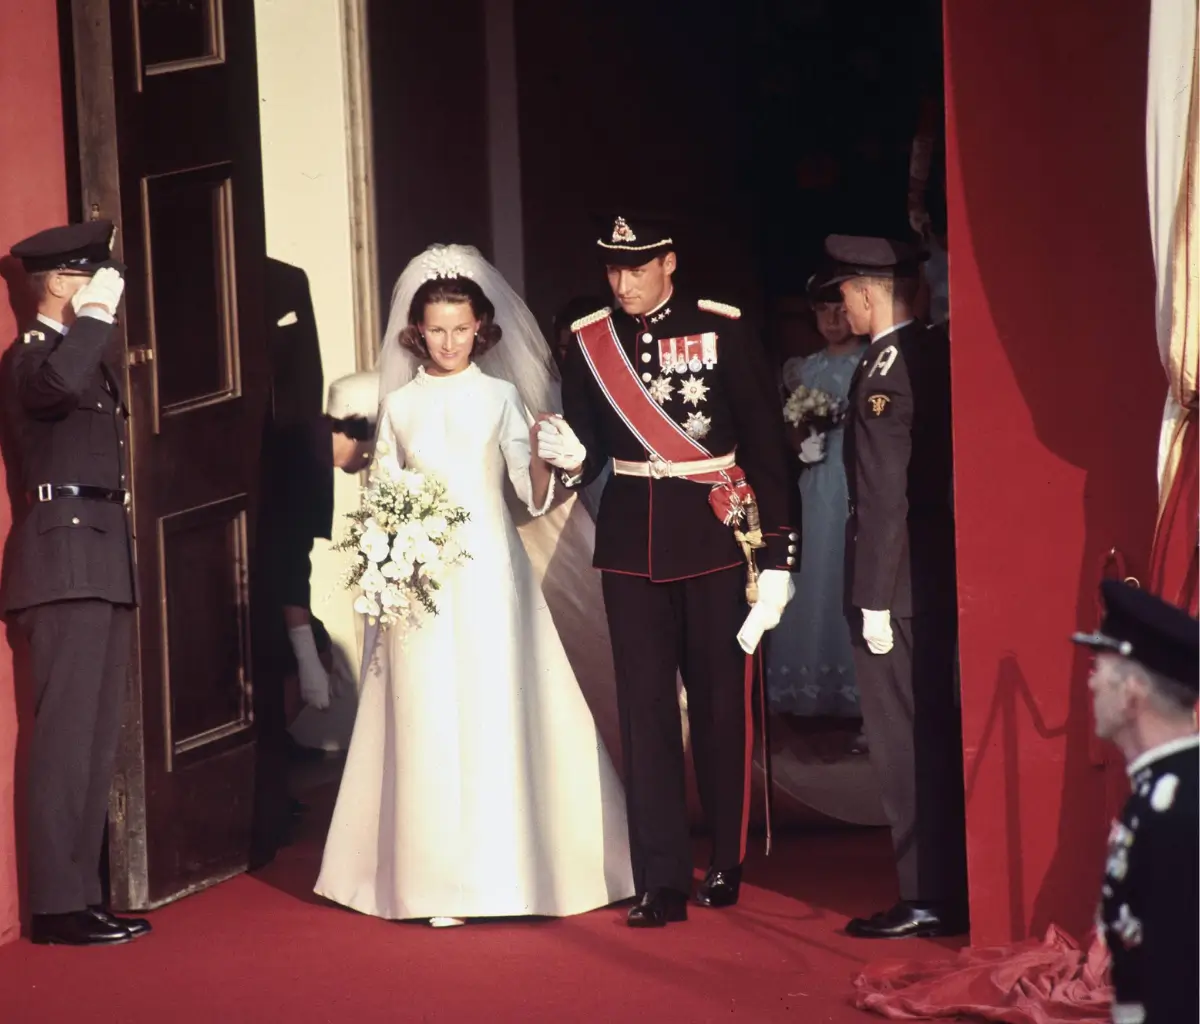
left=36, top=312, right=67, bottom=335
left=1126, top=734, right=1200, bottom=778
left=871, top=319, right=915, bottom=344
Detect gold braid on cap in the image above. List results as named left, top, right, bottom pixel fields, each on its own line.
left=570, top=307, right=612, bottom=333
left=697, top=299, right=741, bottom=319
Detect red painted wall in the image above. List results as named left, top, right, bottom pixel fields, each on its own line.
left=945, top=1, right=1163, bottom=945
left=0, top=0, right=69, bottom=946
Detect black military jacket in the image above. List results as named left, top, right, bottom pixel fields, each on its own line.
left=561, top=292, right=795, bottom=581
left=1099, top=738, right=1199, bottom=1024
left=2, top=312, right=136, bottom=611
left=843, top=320, right=955, bottom=616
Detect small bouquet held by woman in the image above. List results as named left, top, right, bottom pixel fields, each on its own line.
left=783, top=384, right=848, bottom=465
left=336, top=440, right=471, bottom=630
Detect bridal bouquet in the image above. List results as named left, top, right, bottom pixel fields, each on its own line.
left=783, top=384, right=847, bottom=433
left=335, top=443, right=471, bottom=629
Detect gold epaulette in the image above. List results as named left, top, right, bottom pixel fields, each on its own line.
left=697, top=299, right=741, bottom=320
left=570, top=307, right=612, bottom=333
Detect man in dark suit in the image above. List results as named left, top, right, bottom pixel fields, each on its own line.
left=830, top=234, right=967, bottom=938
left=1073, top=581, right=1198, bottom=1024
left=3, top=221, right=150, bottom=945
left=539, top=215, right=796, bottom=927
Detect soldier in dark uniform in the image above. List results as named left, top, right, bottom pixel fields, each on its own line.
left=537, top=215, right=796, bottom=927
left=830, top=234, right=968, bottom=938
left=2, top=221, right=150, bottom=944
left=1073, top=580, right=1199, bottom=1024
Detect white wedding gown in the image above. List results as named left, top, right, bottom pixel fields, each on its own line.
left=314, top=363, right=634, bottom=920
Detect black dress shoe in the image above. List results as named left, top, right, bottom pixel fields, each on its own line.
left=627, top=889, right=688, bottom=928
left=696, top=865, right=742, bottom=908
left=89, top=906, right=152, bottom=938
left=845, top=900, right=968, bottom=939
left=31, top=911, right=133, bottom=946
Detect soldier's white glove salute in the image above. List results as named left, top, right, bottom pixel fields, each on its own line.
left=289, top=624, right=331, bottom=711
left=861, top=609, right=894, bottom=655
left=70, top=265, right=125, bottom=320
left=536, top=415, right=587, bottom=473
left=798, top=428, right=826, bottom=465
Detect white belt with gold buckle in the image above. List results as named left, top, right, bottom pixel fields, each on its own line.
left=611, top=451, right=736, bottom=481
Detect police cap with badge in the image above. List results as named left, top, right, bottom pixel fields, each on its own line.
left=595, top=213, right=675, bottom=267
left=824, top=235, right=927, bottom=282
left=1073, top=579, right=1199, bottom=691
left=10, top=219, right=117, bottom=275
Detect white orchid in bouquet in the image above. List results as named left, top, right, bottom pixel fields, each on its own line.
left=783, top=384, right=848, bottom=433
left=334, top=440, right=470, bottom=630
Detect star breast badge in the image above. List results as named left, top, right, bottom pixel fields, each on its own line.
left=683, top=411, right=712, bottom=440
left=679, top=375, right=709, bottom=407
left=647, top=376, right=674, bottom=405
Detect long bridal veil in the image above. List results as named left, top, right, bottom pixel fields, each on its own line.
left=374, top=245, right=622, bottom=759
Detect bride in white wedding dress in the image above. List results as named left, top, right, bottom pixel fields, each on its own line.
left=314, top=247, right=634, bottom=925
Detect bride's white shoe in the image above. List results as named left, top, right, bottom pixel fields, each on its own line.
left=429, top=917, right=465, bottom=928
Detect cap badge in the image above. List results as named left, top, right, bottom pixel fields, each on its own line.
left=611, top=217, right=637, bottom=244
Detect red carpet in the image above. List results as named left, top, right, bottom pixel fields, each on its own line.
left=0, top=785, right=965, bottom=1023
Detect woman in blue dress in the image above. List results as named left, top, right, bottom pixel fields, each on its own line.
left=768, top=274, right=867, bottom=719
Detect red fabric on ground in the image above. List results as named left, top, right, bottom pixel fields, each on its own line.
left=0, top=791, right=963, bottom=1023
left=853, top=924, right=1111, bottom=1022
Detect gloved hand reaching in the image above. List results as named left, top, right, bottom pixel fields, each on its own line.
left=861, top=609, right=894, bottom=655
left=798, top=428, right=826, bottom=465
left=289, top=624, right=331, bottom=710
left=71, top=265, right=125, bottom=320
left=536, top=415, right=587, bottom=473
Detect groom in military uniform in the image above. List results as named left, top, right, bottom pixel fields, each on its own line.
left=3, top=221, right=150, bottom=945
left=1073, top=581, right=1198, bottom=1024
left=538, top=215, right=796, bottom=927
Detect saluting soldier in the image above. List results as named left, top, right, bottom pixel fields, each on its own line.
left=2, top=221, right=150, bottom=945
left=537, top=215, right=796, bottom=927
left=830, top=234, right=968, bottom=938
left=1073, top=581, right=1198, bottom=1024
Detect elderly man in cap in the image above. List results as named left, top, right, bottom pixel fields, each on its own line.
left=828, top=234, right=967, bottom=938
left=2, top=221, right=151, bottom=945
left=538, top=215, right=795, bottom=927
left=1074, top=581, right=1198, bottom=1024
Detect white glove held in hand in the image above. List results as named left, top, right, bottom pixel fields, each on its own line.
left=71, top=266, right=125, bottom=319
left=798, top=428, right=826, bottom=465
left=536, top=416, right=587, bottom=472
left=862, top=609, right=894, bottom=655
left=737, top=570, right=795, bottom=652
left=289, top=624, right=330, bottom=710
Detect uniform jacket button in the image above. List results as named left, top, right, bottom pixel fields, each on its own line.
left=71, top=517, right=80, bottom=525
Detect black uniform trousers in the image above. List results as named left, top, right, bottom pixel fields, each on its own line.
left=849, top=609, right=967, bottom=907
left=16, top=599, right=132, bottom=915
left=602, top=567, right=750, bottom=896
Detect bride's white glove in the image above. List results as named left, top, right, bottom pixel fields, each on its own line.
left=861, top=609, right=894, bottom=655
left=289, top=624, right=331, bottom=710
left=798, top=428, right=826, bottom=464
left=536, top=415, right=587, bottom=473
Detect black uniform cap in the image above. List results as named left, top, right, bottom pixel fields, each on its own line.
left=595, top=214, right=675, bottom=267
left=824, top=235, right=927, bottom=283
left=10, top=220, right=115, bottom=275
left=1072, top=581, right=1199, bottom=692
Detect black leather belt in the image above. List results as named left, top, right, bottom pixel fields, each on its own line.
left=34, top=483, right=129, bottom=505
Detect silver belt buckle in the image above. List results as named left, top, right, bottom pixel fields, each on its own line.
left=36, top=483, right=53, bottom=502
left=648, top=455, right=669, bottom=480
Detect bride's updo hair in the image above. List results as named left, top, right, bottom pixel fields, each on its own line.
left=398, top=276, right=503, bottom=358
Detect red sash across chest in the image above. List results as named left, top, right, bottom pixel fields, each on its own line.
left=575, top=316, right=756, bottom=527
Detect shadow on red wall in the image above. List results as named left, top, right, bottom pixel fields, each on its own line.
left=1, top=255, right=37, bottom=934
left=947, top=0, right=1162, bottom=942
